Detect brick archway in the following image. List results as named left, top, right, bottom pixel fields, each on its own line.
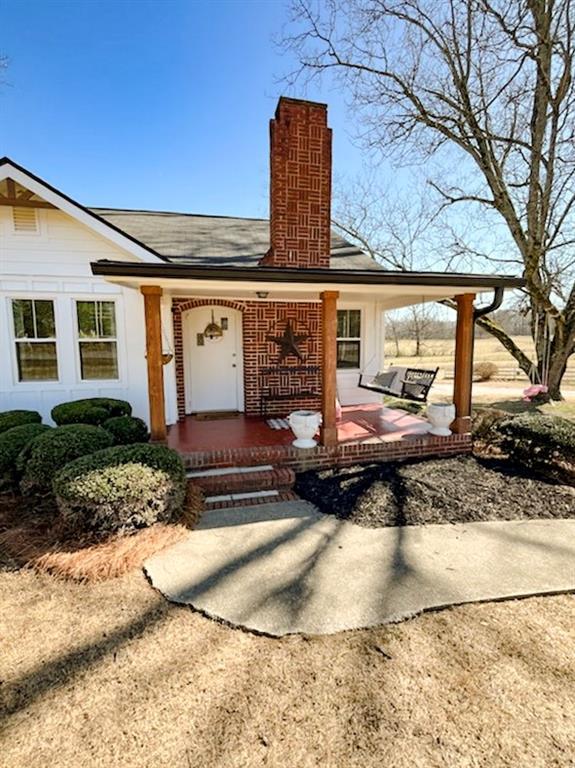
left=172, top=299, right=247, bottom=419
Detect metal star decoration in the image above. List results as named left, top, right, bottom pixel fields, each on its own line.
left=266, top=320, right=310, bottom=363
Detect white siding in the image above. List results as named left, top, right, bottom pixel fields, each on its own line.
left=0, top=206, right=174, bottom=425
left=336, top=300, right=385, bottom=406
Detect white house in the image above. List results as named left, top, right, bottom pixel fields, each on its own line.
left=0, top=98, right=523, bottom=455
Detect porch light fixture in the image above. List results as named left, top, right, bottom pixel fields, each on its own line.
left=203, top=309, right=224, bottom=340
left=256, top=291, right=269, bottom=299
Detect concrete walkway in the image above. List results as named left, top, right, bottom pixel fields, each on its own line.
left=144, top=501, right=575, bottom=636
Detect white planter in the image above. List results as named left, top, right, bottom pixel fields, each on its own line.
left=288, top=410, right=322, bottom=449
left=427, top=402, right=456, bottom=437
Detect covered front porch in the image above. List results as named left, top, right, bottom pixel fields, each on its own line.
left=91, top=260, right=524, bottom=465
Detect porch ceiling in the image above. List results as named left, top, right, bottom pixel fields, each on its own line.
left=91, top=260, right=525, bottom=309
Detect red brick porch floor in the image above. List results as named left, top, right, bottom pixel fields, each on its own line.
left=168, top=404, right=432, bottom=453
left=168, top=404, right=471, bottom=471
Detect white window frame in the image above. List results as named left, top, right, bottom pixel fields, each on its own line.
left=10, top=296, right=60, bottom=383
left=336, top=307, right=363, bottom=371
left=74, top=298, right=121, bottom=383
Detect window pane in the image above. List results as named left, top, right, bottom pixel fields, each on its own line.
left=337, top=309, right=361, bottom=339
left=12, top=300, right=34, bottom=338
left=79, top=341, right=118, bottom=379
left=348, top=309, right=361, bottom=338
left=98, top=302, right=116, bottom=338
left=337, top=310, right=346, bottom=338
left=16, top=342, right=58, bottom=381
left=34, top=300, right=56, bottom=338
left=77, top=301, right=117, bottom=338
left=77, top=302, right=97, bottom=338
left=337, top=340, right=360, bottom=369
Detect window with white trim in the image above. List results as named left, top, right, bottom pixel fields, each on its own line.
left=76, top=300, right=119, bottom=380
left=12, top=299, right=59, bottom=381
left=337, top=309, right=361, bottom=369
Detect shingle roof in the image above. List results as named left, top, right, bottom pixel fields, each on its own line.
left=90, top=208, right=382, bottom=271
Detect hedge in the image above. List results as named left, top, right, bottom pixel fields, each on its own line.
left=0, top=410, right=42, bottom=435
left=51, top=398, right=132, bottom=427
left=19, top=424, right=114, bottom=496
left=103, top=415, right=150, bottom=445
left=53, top=443, right=186, bottom=535
left=498, top=413, right=575, bottom=481
left=0, top=423, right=52, bottom=491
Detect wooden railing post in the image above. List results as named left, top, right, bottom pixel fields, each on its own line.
left=320, top=290, right=339, bottom=446
left=141, top=285, right=167, bottom=442
left=452, top=293, right=476, bottom=434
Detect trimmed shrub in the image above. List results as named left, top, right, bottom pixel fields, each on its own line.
left=0, top=423, right=52, bottom=491
left=103, top=415, right=150, bottom=445
left=498, top=413, right=575, bottom=482
left=0, top=410, right=42, bottom=435
left=51, top=398, right=132, bottom=427
left=472, top=408, right=509, bottom=441
left=19, top=424, right=114, bottom=496
left=473, top=361, right=499, bottom=382
left=53, top=443, right=186, bottom=535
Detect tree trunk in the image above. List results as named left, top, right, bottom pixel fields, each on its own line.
left=389, top=325, right=400, bottom=356
left=545, top=346, right=572, bottom=401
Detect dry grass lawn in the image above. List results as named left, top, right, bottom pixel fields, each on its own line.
left=385, top=335, right=575, bottom=383
left=1, top=568, right=573, bottom=768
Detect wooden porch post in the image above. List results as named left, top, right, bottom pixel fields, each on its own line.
left=452, top=293, right=476, bottom=434
left=320, top=290, right=339, bottom=446
left=140, top=285, right=167, bottom=442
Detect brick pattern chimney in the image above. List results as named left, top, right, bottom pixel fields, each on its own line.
left=261, top=97, right=332, bottom=269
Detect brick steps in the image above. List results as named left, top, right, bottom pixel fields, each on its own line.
left=187, top=465, right=298, bottom=511
left=205, top=490, right=300, bottom=511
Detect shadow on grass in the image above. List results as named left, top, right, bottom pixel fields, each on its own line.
left=0, top=595, right=175, bottom=724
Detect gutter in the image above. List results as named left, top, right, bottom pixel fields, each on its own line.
left=91, top=260, right=526, bottom=290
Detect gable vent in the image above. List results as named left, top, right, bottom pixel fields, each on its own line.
left=12, top=206, right=39, bottom=233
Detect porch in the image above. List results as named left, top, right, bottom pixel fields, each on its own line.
left=168, top=403, right=472, bottom=471
left=91, top=261, right=524, bottom=463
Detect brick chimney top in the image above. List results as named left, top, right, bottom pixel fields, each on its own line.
left=260, top=96, right=332, bottom=269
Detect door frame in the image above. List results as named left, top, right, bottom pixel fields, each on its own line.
left=182, top=304, right=244, bottom=414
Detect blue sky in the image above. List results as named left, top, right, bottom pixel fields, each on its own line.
left=0, top=0, right=365, bottom=216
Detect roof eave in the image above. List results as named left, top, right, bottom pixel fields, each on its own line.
left=0, top=157, right=169, bottom=264
left=90, top=259, right=526, bottom=290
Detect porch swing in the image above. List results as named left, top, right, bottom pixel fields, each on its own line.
left=356, top=301, right=439, bottom=404
left=522, top=315, right=553, bottom=402
left=357, top=364, right=439, bottom=403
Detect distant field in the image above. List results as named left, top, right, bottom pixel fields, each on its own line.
left=384, top=335, right=575, bottom=383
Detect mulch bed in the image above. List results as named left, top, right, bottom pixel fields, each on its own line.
left=0, top=481, right=204, bottom=580
left=295, top=455, right=575, bottom=528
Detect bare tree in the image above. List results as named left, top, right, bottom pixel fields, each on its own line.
left=286, top=0, right=575, bottom=399
left=386, top=310, right=403, bottom=356
left=332, top=171, right=443, bottom=269
left=407, top=304, right=439, bottom=355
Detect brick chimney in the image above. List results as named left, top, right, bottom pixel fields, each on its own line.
left=260, top=97, right=332, bottom=269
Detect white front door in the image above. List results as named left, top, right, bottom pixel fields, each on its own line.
left=184, top=306, right=242, bottom=413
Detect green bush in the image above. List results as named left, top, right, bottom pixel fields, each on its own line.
left=103, top=415, right=150, bottom=445
left=0, top=423, right=52, bottom=491
left=19, top=424, right=114, bottom=496
left=498, top=413, right=575, bottom=482
left=0, top=410, right=42, bottom=435
left=51, top=398, right=132, bottom=426
left=53, top=443, right=186, bottom=535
